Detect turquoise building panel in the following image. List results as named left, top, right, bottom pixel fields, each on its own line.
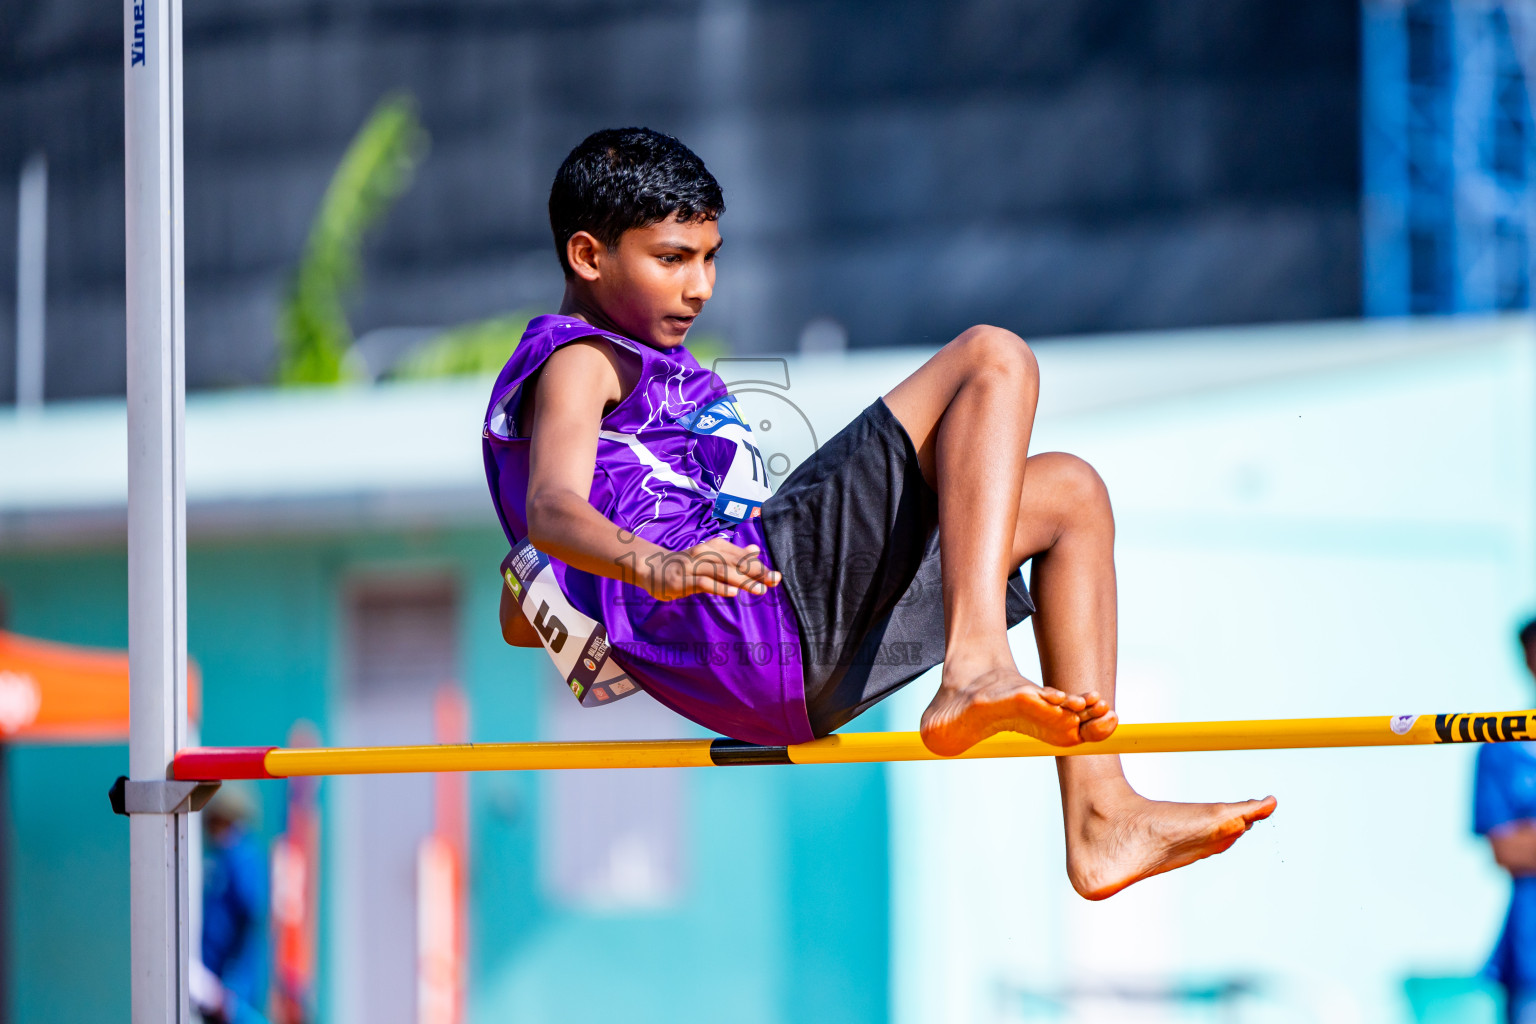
left=0, top=526, right=890, bottom=1024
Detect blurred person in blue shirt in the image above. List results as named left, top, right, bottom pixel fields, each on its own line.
left=199, top=782, right=269, bottom=1024
left=1476, top=618, right=1536, bottom=1024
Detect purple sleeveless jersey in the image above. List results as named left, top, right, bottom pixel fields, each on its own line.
left=482, top=314, right=813, bottom=745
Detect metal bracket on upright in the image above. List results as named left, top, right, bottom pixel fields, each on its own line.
left=108, top=777, right=220, bottom=817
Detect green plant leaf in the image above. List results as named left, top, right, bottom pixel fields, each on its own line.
left=276, top=94, right=428, bottom=385
left=389, top=313, right=536, bottom=380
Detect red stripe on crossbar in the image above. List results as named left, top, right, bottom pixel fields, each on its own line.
left=174, top=747, right=276, bottom=780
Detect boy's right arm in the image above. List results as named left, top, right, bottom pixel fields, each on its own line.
left=523, top=339, right=780, bottom=601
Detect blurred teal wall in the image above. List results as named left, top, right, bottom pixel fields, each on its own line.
left=0, top=527, right=888, bottom=1024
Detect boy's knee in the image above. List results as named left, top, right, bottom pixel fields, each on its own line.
left=1043, top=453, right=1111, bottom=523
left=954, top=325, right=1037, bottom=385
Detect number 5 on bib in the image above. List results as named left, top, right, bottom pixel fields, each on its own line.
left=500, top=540, right=641, bottom=707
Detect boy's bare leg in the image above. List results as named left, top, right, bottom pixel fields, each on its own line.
left=884, top=327, right=1275, bottom=899
left=1012, top=452, right=1275, bottom=899
left=883, top=326, right=1107, bottom=749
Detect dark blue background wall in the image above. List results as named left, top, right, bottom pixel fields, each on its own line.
left=0, top=0, right=1359, bottom=399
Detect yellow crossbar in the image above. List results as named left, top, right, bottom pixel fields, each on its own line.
left=173, top=709, right=1536, bottom=779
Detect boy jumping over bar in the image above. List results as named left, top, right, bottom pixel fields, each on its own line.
left=483, top=128, right=1276, bottom=900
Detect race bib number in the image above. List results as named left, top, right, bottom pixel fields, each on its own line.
left=684, top=396, right=773, bottom=523
left=501, top=541, right=640, bottom=708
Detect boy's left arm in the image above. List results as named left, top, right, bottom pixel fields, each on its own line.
left=499, top=582, right=543, bottom=647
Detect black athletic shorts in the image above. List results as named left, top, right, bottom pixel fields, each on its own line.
left=760, top=398, right=1035, bottom=737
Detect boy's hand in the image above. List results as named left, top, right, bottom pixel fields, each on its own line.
left=645, top=539, right=783, bottom=601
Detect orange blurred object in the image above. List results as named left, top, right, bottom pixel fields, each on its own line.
left=419, top=686, right=468, bottom=1024
left=271, top=722, right=321, bottom=1024
left=0, top=629, right=200, bottom=741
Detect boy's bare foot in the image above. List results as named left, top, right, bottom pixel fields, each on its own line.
left=1065, top=787, right=1278, bottom=900
left=920, top=660, right=1116, bottom=755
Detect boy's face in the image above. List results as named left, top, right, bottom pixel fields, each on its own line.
left=566, top=212, right=721, bottom=349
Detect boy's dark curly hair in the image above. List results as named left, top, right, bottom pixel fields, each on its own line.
left=549, top=127, right=724, bottom=277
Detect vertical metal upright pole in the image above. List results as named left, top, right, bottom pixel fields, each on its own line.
left=14, top=153, right=47, bottom=411
left=125, top=0, right=189, bottom=1016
